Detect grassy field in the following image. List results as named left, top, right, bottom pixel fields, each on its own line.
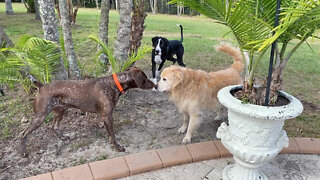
left=0, top=3, right=320, bottom=138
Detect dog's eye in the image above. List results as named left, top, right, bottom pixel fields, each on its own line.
left=163, top=78, right=166, bottom=81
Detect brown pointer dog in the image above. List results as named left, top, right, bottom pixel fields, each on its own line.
left=20, top=67, right=155, bottom=157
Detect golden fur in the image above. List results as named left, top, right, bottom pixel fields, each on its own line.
left=157, top=43, right=244, bottom=143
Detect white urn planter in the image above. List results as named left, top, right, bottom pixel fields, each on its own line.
left=216, top=85, right=303, bottom=180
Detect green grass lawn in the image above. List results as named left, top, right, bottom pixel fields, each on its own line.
left=1, top=3, right=320, bottom=138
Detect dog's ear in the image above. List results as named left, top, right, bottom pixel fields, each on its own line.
left=171, top=69, right=183, bottom=89
left=132, top=69, right=144, bottom=88
left=152, top=36, right=159, bottom=47
left=125, top=67, right=138, bottom=71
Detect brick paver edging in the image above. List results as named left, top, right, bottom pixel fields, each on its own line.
left=21, top=137, right=320, bottom=180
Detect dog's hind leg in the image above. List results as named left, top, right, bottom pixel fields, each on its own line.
left=182, top=113, right=202, bottom=144
left=20, top=108, right=52, bottom=157
left=169, top=56, right=177, bottom=64
left=178, top=112, right=189, bottom=134
left=177, top=47, right=186, bottom=67
left=52, top=106, right=68, bottom=140
left=20, top=97, right=57, bottom=157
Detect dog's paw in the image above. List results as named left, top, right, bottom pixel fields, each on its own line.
left=116, top=145, right=126, bottom=152
left=177, top=126, right=187, bottom=134
left=182, top=135, right=191, bottom=144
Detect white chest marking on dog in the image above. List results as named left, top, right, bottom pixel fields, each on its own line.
left=154, top=55, right=162, bottom=64
left=154, top=39, right=163, bottom=64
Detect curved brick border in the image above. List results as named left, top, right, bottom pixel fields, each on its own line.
left=20, top=138, right=320, bottom=180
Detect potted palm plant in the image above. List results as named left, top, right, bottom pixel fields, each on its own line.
left=170, top=0, right=320, bottom=179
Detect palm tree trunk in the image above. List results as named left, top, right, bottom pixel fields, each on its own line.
left=38, top=0, right=67, bottom=80
left=129, top=0, right=147, bottom=56
left=114, top=0, right=132, bottom=63
left=59, top=0, right=81, bottom=79
left=5, top=0, right=14, bottom=15
left=34, top=0, right=41, bottom=20
left=98, top=0, right=110, bottom=64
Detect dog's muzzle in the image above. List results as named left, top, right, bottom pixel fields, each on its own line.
left=155, top=50, right=162, bottom=56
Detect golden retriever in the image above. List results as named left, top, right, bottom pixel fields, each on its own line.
left=156, top=43, right=244, bottom=143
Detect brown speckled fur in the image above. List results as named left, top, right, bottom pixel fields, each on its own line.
left=20, top=67, right=154, bottom=157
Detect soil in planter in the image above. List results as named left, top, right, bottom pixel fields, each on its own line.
left=231, top=87, right=290, bottom=107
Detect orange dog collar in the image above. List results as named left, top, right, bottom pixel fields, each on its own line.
left=112, top=73, right=125, bottom=93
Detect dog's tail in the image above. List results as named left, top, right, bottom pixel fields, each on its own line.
left=176, top=24, right=183, bottom=43
left=27, top=75, right=44, bottom=88
left=215, top=43, right=244, bottom=73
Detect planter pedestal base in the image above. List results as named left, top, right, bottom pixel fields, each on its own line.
left=215, top=85, right=304, bottom=180
left=222, top=157, right=267, bottom=180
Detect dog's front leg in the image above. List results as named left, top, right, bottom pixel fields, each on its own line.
left=151, top=62, right=158, bottom=85
left=103, top=114, right=125, bottom=152
left=182, top=113, right=202, bottom=144
left=178, top=112, right=189, bottom=134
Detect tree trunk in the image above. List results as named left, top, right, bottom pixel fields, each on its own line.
left=55, top=1, right=79, bottom=26
left=129, top=0, right=147, bottom=56
left=95, top=0, right=99, bottom=9
left=5, top=0, right=14, bottom=15
left=38, top=0, right=67, bottom=80
left=72, top=0, right=80, bottom=25
left=0, top=26, right=14, bottom=47
left=115, top=0, right=119, bottom=12
left=34, top=0, right=41, bottom=20
left=98, top=0, right=111, bottom=64
left=114, top=0, right=132, bottom=63
left=153, top=0, right=157, bottom=14
left=177, top=5, right=183, bottom=16
left=59, top=0, right=81, bottom=79
left=150, top=0, right=154, bottom=14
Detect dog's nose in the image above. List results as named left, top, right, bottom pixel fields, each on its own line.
left=154, top=84, right=158, bottom=90
left=155, top=50, right=159, bottom=54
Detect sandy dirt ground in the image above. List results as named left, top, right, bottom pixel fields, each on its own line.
left=0, top=87, right=224, bottom=180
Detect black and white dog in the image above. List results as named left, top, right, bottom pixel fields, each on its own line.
left=151, top=24, right=186, bottom=84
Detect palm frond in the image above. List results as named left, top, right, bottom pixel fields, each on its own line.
left=0, top=50, right=23, bottom=85
left=1, top=35, right=63, bottom=88
left=89, top=34, right=152, bottom=74
left=258, top=0, right=320, bottom=51
left=170, top=0, right=273, bottom=51
left=121, top=46, right=153, bottom=72
left=89, top=34, right=120, bottom=73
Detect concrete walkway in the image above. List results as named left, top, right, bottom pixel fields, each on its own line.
left=21, top=138, right=320, bottom=180
left=121, top=154, right=320, bottom=180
